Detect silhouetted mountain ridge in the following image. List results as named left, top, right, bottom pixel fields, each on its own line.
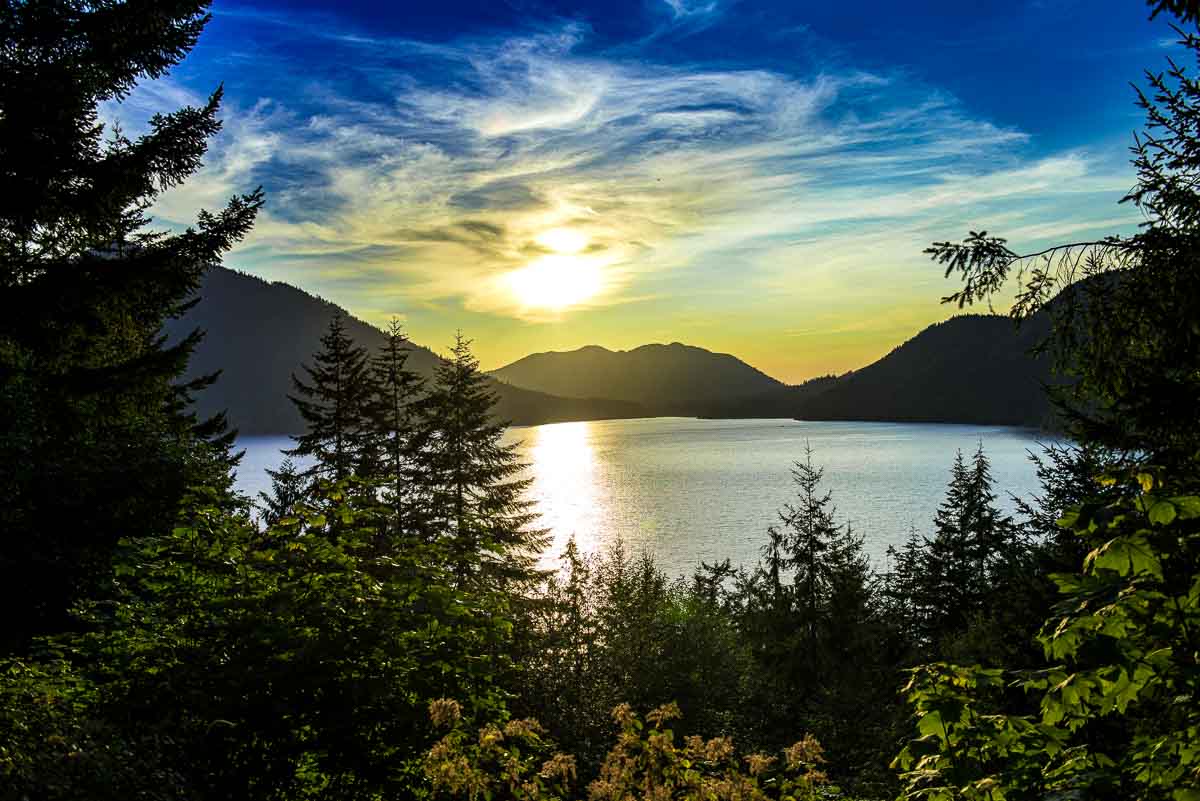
left=489, top=342, right=785, bottom=416
left=798, top=313, right=1054, bottom=426
left=175, top=268, right=1058, bottom=433
left=168, top=268, right=646, bottom=434
left=706, top=313, right=1056, bottom=427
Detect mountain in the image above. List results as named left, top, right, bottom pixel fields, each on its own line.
left=489, top=343, right=785, bottom=416
left=167, top=267, right=645, bottom=435
left=702, top=374, right=842, bottom=419
left=794, top=314, right=1055, bottom=426
left=173, top=268, right=1057, bottom=434
left=709, top=314, right=1056, bottom=427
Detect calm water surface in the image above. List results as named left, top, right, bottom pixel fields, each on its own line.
left=236, top=418, right=1057, bottom=579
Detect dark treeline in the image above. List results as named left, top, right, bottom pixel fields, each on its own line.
left=2, top=1, right=1199, bottom=801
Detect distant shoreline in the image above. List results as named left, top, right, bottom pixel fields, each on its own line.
left=239, top=414, right=1058, bottom=437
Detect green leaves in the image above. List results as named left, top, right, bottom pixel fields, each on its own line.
left=1085, top=532, right=1163, bottom=578
left=916, top=710, right=947, bottom=745
left=1149, top=500, right=1178, bottom=526
left=897, top=463, right=1200, bottom=801
left=13, top=481, right=518, bottom=801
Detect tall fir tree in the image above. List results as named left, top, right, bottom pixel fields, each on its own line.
left=256, top=457, right=308, bottom=528
left=920, top=450, right=981, bottom=643
left=755, top=448, right=871, bottom=670
left=0, top=0, right=262, bottom=649
left=287, top=312, right=374, bottom=483
left=413, top=333, right=546, bottom=589
left=884, top=526, right=929, bottom=651
left=364, top=317, right=424, bottom=533
left=916, top=445, right=1013, bottom=649
left=742, top=447, right=885, bottom=788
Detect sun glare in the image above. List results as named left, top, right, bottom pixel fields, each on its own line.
left=524, top=421, right=604, bottom=569
left=536, top=227, right=589, bottom=254
left=506, top=254, right=604, bottom=311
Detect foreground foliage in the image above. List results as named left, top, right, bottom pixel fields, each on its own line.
left=895, top=474, right=1200, bottom=799
left=2, top=484, right=511, bottom=800
left=425, top=701, right=832, bottom=801
left=893, top=3, right=1200, bottom=799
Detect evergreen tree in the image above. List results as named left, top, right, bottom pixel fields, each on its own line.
left=256, top=457, right=308, bottom=528
left=883, top=527, right=928, bottom=651
left=287, top=312, right=374, bottom=483
left=364, top=317, right=424, bottom=532
left=755, top=448, right=871, bottom=667
left=915, top=445, right=1014, bottom=649
left=413, top=333, right=546, bottom=589
left=920, top=450, right=981, bottom=641
left=0, top=0, right=262, bottom=649
left=776, top=453, right=838, bottom=660
left=739, top=448, right=887, bottom=790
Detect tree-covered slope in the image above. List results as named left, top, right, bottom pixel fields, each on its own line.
left=795, top=313, right=1055, bottom=426
left=167, top=267, right=645, bottom=434
left=704, top=314, right=1054, bottom=426
left=171, top=270, right=1054, bottom=433
left=489, top=342, right=785, bottom=415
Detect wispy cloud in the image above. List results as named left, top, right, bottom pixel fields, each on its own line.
left=109, top=8, right=1140, bottom=373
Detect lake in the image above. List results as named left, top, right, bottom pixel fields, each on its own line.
left=236, top=417, right=1058, bottom=580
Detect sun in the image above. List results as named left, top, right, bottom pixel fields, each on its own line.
left=535, top=227, right=589, bottom=254
left=506, top=254, right=604, bottom=311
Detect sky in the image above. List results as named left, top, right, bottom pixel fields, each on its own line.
left=112, top=0, right=1181, bottom=381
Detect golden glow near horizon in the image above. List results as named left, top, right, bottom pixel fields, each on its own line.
left=141, top=16, right=1144, bottom=381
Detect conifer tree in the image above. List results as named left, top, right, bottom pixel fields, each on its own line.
left=256, top=457, right=308, bottom=528
left=920, top=450, right=980, bottom=641
left=745, top=451, right=864, bottom=673
left=884, top=527, right=928, bottom=649
left=743, top=448, right=884, bottom=787
left=413, top=333, right=546, bottom=588
left=365, top=317, right=424, bottom=532
left=759, top=448, right=871, bottom=662
left=287, top=312, right=374, bottom=483
left=917, top=445, right=1013, bottom=648
left=0, top=0, right=262, bottom=648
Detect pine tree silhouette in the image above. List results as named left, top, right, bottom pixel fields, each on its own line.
left=0, top=0, right=262, bottom=647
left=287, top=312, right=374, bottom=482
left=412, top=333, right=547, bottom=589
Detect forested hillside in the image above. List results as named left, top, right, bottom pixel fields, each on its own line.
left=707, top=314, right=1054, bottom=426
left=490, top=343, right=784, bottom=415
left=168, top=267, right=645, bottom=432
left=796, top=313, right=1055, bottom=426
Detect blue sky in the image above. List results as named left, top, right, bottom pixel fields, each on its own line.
left=116, top=0, right=1179, bottom=380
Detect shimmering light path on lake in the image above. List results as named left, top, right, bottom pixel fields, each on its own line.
left=237, top=418, right=1057, bottom=579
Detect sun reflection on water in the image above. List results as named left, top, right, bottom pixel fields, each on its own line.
left=523, top=421, right=604, bottom=569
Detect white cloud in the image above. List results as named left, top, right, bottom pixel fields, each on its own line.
left=112, top=20, right=1139, bottom=330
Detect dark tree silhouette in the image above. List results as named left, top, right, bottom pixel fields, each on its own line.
left=256, top=457, right=308, bottom=528
left=918, top=446, right=1013, bottom=647
left=287, top=312, right=374, bottom=483
left=413, top=333, right=546, bottom=589
left=0, top=0, right=262, bottom=649
left=364, top=317, right=425, bottom=532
